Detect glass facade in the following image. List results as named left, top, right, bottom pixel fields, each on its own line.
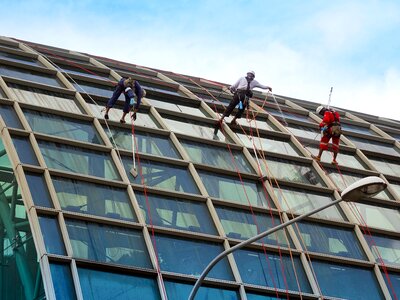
left=2, top=38, right=400, bottom=300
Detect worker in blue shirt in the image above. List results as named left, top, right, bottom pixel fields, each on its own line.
left=104, top=77, right=146, bottom=123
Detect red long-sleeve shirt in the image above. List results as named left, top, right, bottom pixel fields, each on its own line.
left=319, top=110, right=340, bottom=128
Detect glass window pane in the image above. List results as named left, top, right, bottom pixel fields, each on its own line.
left=368, top=156, right=400, bottom=177
left=25, top=172, right=53, bottom=207
left=180, top=139, right=253, bottom=173
left=57, top=63, right=110, bottom=80
left=78, top=267, right=160, bottom=300
left=352, top=202, right=400, bottom=232
left=66, top=219, right=151, bottom=268
left=235, top=115, right=278, bottom=132
left=260, top=157, right=324, bottom=186
left=246, top=293, right=280, bottom=300
left=38, top=215, right=66, bottom=255
left=164, top=280, right=239, bottom=300
left=348, top=136, right=400, bottom=157
left=327, top=169, right=393, bottom=201
left=50, top=263, right=77, bottom=300
left=0, top=104, right=23, bottom=129
left=147, top=97, right=209, bottom=118
left=365, top=234, right=400, bottom=267
left=135, top=192, right=217, bottom=234
left=384, top=272, right=400, bottom=300
left=162, top=114, right=232, bottom=142
left=267, top=107, right=314, bottom=123
left=285, top=123, right=320, bottom=140
left=24, top=109, right=103, bottom=144
left=198, top=170, right=271, bottom=208
left=313, top=260, right=383, bottom=300
left=0, top=50, right=43, bottom=67
left=123, top=157, right=199, bottom=194
left=53, top=176, right=136, bottom=221
left=38, top=140, right=121, bottom=180
left=88, top=101, right=161, bottom=128
left=341, top=123, right=379, bottom=136
left=8, top=83, right=84, bottom=114
left=106, top=126, right=180, bottom=158
left=390, top=181, right=400, bottom=199
left=0, top=65, right=63, bottom=87
left=297, top=221, right=366, bottom=259
left=215, top=206, right=292, bottom=247
left=236, top=133, right=301, bottom=157
left=308, top=146, right=367, bottom=170
left=11, top=135, right=39, bottom=165
left=72, top=80, right=117, bottom=99
left=234, top=249, right=311, bottom=293
left=155, top=234, right=234, bottom=280
left=274, top=186, right=344, bottom=221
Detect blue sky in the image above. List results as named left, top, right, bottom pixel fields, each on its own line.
left=1, top=0, right=399, bottom=120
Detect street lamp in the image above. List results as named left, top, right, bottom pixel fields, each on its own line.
left=188, top=176, right=387, bottom=300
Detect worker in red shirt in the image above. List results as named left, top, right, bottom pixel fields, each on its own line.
left=313, top=106, right=342, bottom=164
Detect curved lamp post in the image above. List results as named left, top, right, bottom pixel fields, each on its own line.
left=188, top=176, right=387, bottom=300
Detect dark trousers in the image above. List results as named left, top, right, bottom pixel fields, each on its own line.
left=223, top=91, right=247, bottom=119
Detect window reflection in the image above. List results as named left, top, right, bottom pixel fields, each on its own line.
left=308, top=146, right=367, bottom=170
left=236, top=133, right=301, bottom=157
left=78, top=267, right=160, bottom=300
left=368, top=156, right=400, bottom=177
left=8, top=82, right=84, bottom=114
left=348, top=136, right=400, bottom=157
left=155, top=234, right=234, bottom=280
left=0, top=64, right=63, bottom=87
left=297, top=221, right=366, bottom=259
left=38, top=140, right=120, bottom=180
left=313, top=260, right=383, bottom=300
left=50, top=263, right=77, bottom=300
left=352, top=202, right=400, bottom=232
left=273, top=186, right=344, bottom=220
left=164, top=280, right=239, bottom=300
left=53, top=176, right=136, bottom=221
left=146, top=97, right=209, bottom=118
left=198, top=170, right=270, bottom=208
left=135, top=192, right=217, bottom=234
left=24, top=109, right=103, bottom=144
left=25, top=172, right=53, bottom=207
left=365, top=234, right=400, bottom=267
left=122, top=157, right=199, bottom=194
left=234, top=249, right=311, bottom=292
left=180, top=139, right=253, bottom=173
left=162, top=115, right=232, bottom=142
left=0, top=104, right=23, bottom=129
left=87, top=102, right=160, bottom=128
left=215, top=206, right=291, bottom=247
left=341, top=123, right=378, bottom=136
left=0, top=50, right=43, bottom=67
left=11, top=135, right=39, bottom=165
left=38, top=215, right=66, bottom=255
left=66, top=219, right=151, bottom=268
left=260, top=157, right=324, bottom=186
left=105, top=127, right=179, bottom=158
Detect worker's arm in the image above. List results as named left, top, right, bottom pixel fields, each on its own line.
left=253, top=80, right=272, bottom=92
left=229, top=77, right=241, bottom=93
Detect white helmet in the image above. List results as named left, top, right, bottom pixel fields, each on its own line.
left=316, top=105, right=325, bottom=115
left=247, top=70, right=255, bottom=77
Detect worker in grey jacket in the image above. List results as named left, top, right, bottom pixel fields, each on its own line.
left=215, top=71, right=272, bottom=128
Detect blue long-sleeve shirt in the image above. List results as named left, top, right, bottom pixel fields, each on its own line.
left=107, top=78, right=144, bottom=112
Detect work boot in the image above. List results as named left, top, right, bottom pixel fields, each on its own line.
left=311, top=154, right=320, bottom=162
left=104, top=114, right=109, bottom=120
left=331, top=159, right=338, bottom=165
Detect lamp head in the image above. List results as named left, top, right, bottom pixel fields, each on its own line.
left=340, top=176, right=387, bottom=202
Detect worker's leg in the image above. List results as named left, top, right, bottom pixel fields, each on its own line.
left=215, top=93, right=240, bottom=129
left=331, top=136, right=340, bottom=163
left=315, top=134, right=330, bottom=161
left=120, top=95, right=131, bottom=123
left=105, top=85, right=123, bottom=119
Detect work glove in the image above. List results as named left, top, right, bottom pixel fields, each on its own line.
left=267, top=87, right=272, bottom=92
left=320, top=125, right=328, bottom=135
